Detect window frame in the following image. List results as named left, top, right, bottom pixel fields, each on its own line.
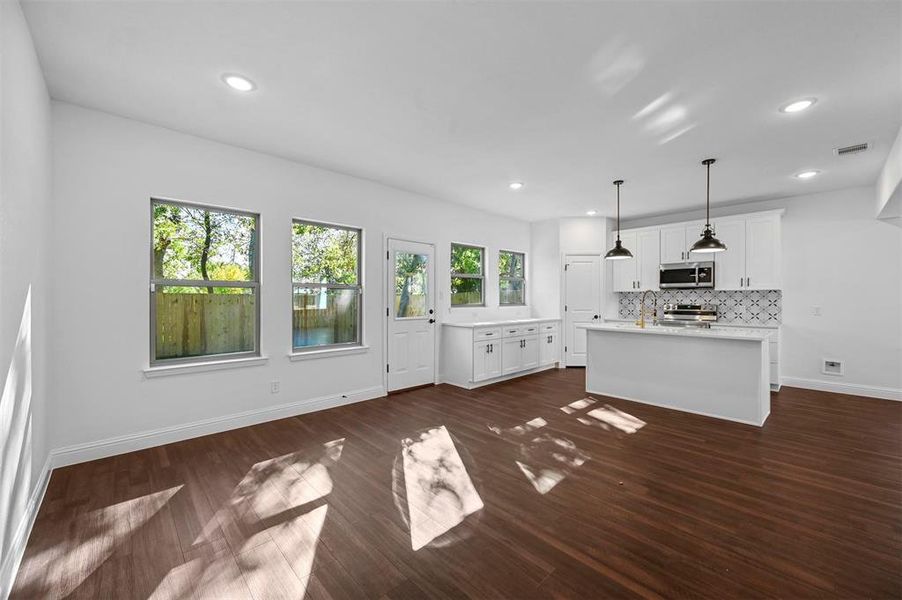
left=498, top=249, right=527, bottom=306
left=149, top=197, right=262, bottom=367
left=450, top=242, right=486, bottom=307
left=290, top=218, right=365, bottom=353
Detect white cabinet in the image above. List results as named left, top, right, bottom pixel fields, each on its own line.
left=473, top=340, right=501, bottom=382
left=612, top=229, right=660, bottom=291
left=713, top=214, right=781, bottom=290
left=502, top=335, right=540, bottom=374
left=539, top=331, right=560, bottom=366
left=661, top=223, right=707, bottom=263
left=441, top=320, right=560, bottom=389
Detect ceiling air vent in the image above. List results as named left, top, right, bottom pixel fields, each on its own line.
left=834, top=142, right=869, bottom=156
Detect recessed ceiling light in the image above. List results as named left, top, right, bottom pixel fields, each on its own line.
left=509, top=182, right=524, bottom=190
left=795, top=170, right=820, bottom=179
left=586, top=210, right=598, bottom=216
left=780, top=98, right=816, bottom=113
left=222, top=74, right=256, bottom=92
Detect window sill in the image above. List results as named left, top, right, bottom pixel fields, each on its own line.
left=289, top=345, right=369, bottom=361
left=143, top=356, right=269, bottom=378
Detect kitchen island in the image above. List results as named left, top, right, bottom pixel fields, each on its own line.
left=579, top=323, right=771, bottom=426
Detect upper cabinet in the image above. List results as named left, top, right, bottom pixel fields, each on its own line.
left=712, top=212, right=782, bottom=290
left=614, top=210, right=783, bottom=292
left=660, top=223, right=708, bottom=263
left=612, top=230, right=660, bottom=292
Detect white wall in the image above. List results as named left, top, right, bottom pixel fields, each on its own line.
left=877, top=126, right=901, bottom=224
left=0, top=0, right=52, bottom=591
left=622, top=186, right=902, bottom=396
left=49, top=102, right=532, bottom=453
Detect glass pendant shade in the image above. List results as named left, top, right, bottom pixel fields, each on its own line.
left=605, top=179, right=632, bottom=261
left=691, top=158, right=727, bottom=253
left=605, top=238, right=633, bottom=260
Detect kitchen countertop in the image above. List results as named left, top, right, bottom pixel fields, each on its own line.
left=443, top=317, right=560, bottom=328
left=579, top=322, right=771, bottom=341
left=604, top=318, right=780, bottom=330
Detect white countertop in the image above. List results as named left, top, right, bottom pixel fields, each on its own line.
left=579, top=322, right=771, bottom=341
left=603, top=318, right=780, bottom=330
left=443, top=317, right=560, bottom=329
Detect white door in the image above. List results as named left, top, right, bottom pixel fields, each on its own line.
left=660, top=225, right=686, bottom=263
left=712, top=219, right=746, bottom=290
left=611, top=231, right=638, bottom=291
left=473, top=340, right=491, bottom=382
left=521, top=337, right=539, bottom=370
left=745, top=214, right=781, bottom=290
left=539, top=332, right=559, bottom=366
left=502, top=337, right=523, bottom=375
left=564, top=254, right=601, bottom=366
left=387, top=239, right=436, bottom=391
left=636, top=230, right=661, bottom=291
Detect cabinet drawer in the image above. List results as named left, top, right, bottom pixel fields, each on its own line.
left=474, top=327, right=502, bottom=341
left=521, top=324, right=540, bottom=336
left=540, top=322, right=559, bottom=333
left=502, top=326, right=523, bottom=338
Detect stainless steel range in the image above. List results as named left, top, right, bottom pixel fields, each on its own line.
left=661, top=304, right=718, bottom=328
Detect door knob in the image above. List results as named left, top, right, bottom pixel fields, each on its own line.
left=593, top=315, right=599, bottom=320
left=428, top=318, right=435, bottom=324
left=428, top=309, right=434, bottom=314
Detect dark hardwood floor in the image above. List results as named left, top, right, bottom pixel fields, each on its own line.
left=11, top=368, right=902, bottom=599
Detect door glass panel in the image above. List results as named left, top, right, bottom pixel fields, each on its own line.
left=395, top=252, right=429, bottom=318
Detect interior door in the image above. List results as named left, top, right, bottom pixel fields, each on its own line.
left=564, top=254, right=601, bottom=366
left=387, top=239, right=436, bottom=391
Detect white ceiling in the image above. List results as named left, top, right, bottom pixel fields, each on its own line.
left=22, top=0, right=902, bottom=221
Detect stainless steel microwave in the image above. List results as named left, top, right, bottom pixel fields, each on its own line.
left=659, top=262, right=715, bottom=289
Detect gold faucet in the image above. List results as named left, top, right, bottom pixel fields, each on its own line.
left=636, top=289, right=658, bottom=328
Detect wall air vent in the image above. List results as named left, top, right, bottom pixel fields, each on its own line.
left=834, top=142, right=869, bottom=156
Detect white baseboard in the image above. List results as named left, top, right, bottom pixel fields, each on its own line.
left=0, top=456, right=52, bottom=600
left=49, top=385, right=386, bottom=468
left=780, top=377, right=901, bottom=402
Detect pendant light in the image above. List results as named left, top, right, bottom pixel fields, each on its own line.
left=689, top=158, right=727, bottom=253
left=605, top=179, right=633, bottom=260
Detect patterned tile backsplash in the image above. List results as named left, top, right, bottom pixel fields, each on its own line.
left=618, top=290, right=782, bottom=326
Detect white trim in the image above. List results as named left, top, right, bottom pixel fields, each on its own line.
left=49, top=385, right=386, bottom=468
left=780, top=377, right=902, bottom=402
left=288, top=345, right=369, bottom=361
left=586, top=388, right=769, bottom=427
left=0, top=456, right=52, bottom=600
left=440, top=364, right=557, bottom=390
left=143, top=356, right=269, bottom=378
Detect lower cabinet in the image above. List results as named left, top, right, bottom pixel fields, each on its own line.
left=473, top=340, right=502, bottom=382
left=539, top=332, right=560, bottom=367
left=442, top=320, right=561, bottom=388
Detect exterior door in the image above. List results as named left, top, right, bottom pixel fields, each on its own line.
left=564, top=254, right=601, bottom=366
left=387, top=239, right=436, bottom=391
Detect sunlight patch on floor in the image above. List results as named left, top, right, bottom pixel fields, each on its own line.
left=400, top=425, right=484, bottom=551
left=560, top=397, right=596, bottom=414
left=587, top=405, right=646, bottom=434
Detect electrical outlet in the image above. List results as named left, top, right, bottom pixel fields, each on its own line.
left=812, top=306, right=822, bottom=316
left=270, top=380, right=280, bottom=394
left=822, top=359, right=843, bottom=376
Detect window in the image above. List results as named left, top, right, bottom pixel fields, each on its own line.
left=292, top=220, right=362, bottom=351
left=150, top=199, right=260, bottom=365
left=499, top=250, right=526, bottom=305
left=450, top=243, right=484, bottom=306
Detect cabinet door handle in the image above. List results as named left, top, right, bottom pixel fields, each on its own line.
left=740, top=276, right=743, bottom=288
left=490, top=343, right=493, bottom=353
left=746, top=277, right=750, bottom=287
